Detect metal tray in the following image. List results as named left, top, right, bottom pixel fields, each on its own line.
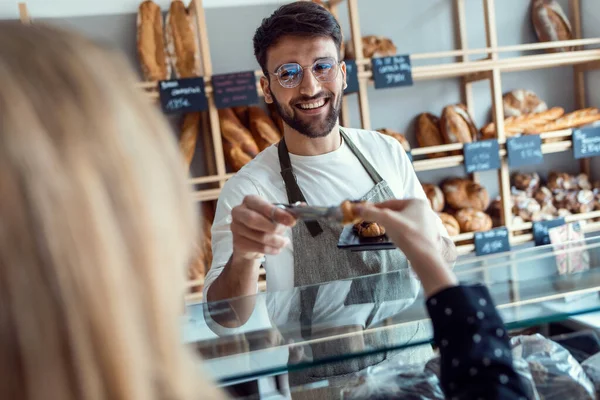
left=337, top=224, right=396, bottom=251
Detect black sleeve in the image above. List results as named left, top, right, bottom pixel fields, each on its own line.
left=426, top=284, right=531, bottom=400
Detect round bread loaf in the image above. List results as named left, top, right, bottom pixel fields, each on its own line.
left=512, top=172, right=541, bottom=195
left=503, top=89, right=548, bottom=117
left=415, top=113, right=448, bottom=159
left=455, top=208, right=493, bottom=233
left=438, top=212, right=460, bottom=236
left=442, top=177, right=490, bottom=211
left=422, top=183, right=445, bottom=212
left=377, top=128, right=411, bottom=152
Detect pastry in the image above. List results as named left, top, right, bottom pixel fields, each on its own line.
left=480, top=107, right=564, bottom=138
left=512, top=172, right=540, bottom=195
left=165, top=0, right=201, bottom=78
left=222, top=141, right=253, bottom=172
left=377, top=128, right=411, bottom=152
left=416, top=113, right=448, bottom=158
left=137, top=1, right=171, bottom=81
left=442, top=177, right=490, bottom=211
left=218, top=108, right=260, bottom=157
left=438, top=212, right=460, bottom=236
left=513, top=197, right=542, bottom=222
left=531, top=0, right=573, bottom=53
left=548, top=171, right=577, bottom=192
left=344, top=35, right=396, bottom=59
left=455, top=208, right=493, bottom=233
left=341, top=200, right=365, bottom=225
left=353, top=221, right=386, bottom=238
left=523, top=108, right=600, bottom=134
left=179, top=112, right=201, bottom=169
left=576, top=173, right=592, bottom=190
left=576, top=190, right=595, bottom=213
left=248, top=106, right=281, bottom=151
left=503, top=89, right=548, bottom=117
left=422, top=183, right=445, bottom=212
left=440, top=104, right=477, bottom=148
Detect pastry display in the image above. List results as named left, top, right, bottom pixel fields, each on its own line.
left=353, top=221, right=386, bottom=238
left=438, top=212, right=460, bottom=236
left=377, top=128, right=411, bottom=152
left=248, top=106, right=282, bottom=151
left=503, top=89, right=548, bottom=117
left=441, top=177, right=490, bottom=211
left=415, top=113, right=448, bottom=158
left=165, top=0, right=201, bottom=78
left=440, top=104, right=477, bottom=147
left=531, top=0, right=573, bottom=53
left=422, top=183, right=445, bottom=212
left=341, top=200, right=365, bottom=225
left=344, top=35, right=396, bottom=59
left=455, top=208, right=493, bottom=233
left=179, top=112, right=201, bottom=169
left=137, top=0, right=171, bottom=81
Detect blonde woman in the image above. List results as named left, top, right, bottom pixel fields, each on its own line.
left=0, top=22, right=226, bottom=400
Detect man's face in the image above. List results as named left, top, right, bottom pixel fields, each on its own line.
left=261, top=36, right=346, bottom=139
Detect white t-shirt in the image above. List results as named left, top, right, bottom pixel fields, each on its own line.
left=204, top=127, right=449, bottom=299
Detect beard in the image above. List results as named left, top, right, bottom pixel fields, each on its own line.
left=271, top=91, right=342, bottom=139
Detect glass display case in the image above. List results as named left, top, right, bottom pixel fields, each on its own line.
left=184, top=235, right=600, bottom=398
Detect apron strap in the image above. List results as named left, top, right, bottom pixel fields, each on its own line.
left=278, top=138, right=324, bottom=237
left=339, top=128, right=383, bottom=184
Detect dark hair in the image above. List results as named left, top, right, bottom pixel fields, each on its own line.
left=253, top=2, right=342, bottom=76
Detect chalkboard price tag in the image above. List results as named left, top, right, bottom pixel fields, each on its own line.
left=573, top=124, right=600, bottom=159
left=507, top=135, right=543, bottom=168
left=344, top=60, right=359, bottom=94
left=371, top=55, right=413, bottom=89
left=212, top=71, right=259, bottom=109
left=463, top=139, right=501, bottom=173
left=475, top=227, right=510, bottom=257
left=158, top=77, right=208, bottom=114
left=533, top=218, right=566, bottom=246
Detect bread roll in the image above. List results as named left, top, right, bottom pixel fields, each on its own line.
left=422, top=183, right=445, bottom=212
left=376, top=128, right=411, bottom=152
left=548, top=171, right=577, bottom=192
left=344, top=35, right=396, bottom=59
left=137, top=1, right=171, bottom=81
left=219, top=108, right=260, bottom=157
left=503, top=89, right=548, bottom=117
left=513, top=197, right=542, bottom=222
left=534, top=186, right=554, bottom=205
left=353, top=221, right=386, bottom=238
left=512, top=172, right=540, bottom=195
left=179, top=112, right=201, bottom=169
left=438, top=212, right=460, bottom=236
left=416, top=113, right=448, bottom=158
left=531, top=0, right=573, bottom=53
left=165, top=0, right=200, bottom=78
left=440, top=104, right=477, bottom=147
left=455, top=208, right=493, bottom=233
left=442, top=178, right=490, bottom=211
left=248, top=106, right=282, bottom=151
left=223, top=141, right=253, bottom=172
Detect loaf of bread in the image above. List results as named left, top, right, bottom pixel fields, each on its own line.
left=219, top=108, right=260, bottom=157
left=416, top=113, right=448, bottom=158
left=248, top=106, right=282, bottom=151
left=222, top=141, right=253, bottom=172
left=480, top=107, right=565, bottom=139
left=442, top=177, right=490, bottom=211
left=504, top=89, right=548, bottom=117
left=531, top=0, right=573, bottom=53
left=438, top=212, right=460, bottom=236
left=353, top=221, right=386, bottom=238
left=512, top=172, right=541, bottom=196
left=344, top=35, right=397, bottom=59
left=376, top=128, right=411, bottom=152
left=523, top=108, right=600, bottom=134
left=165, top=0, right=201, bottom=78
left=455, top=208, right=493, bottom=233
left=137, top=1, right=171, bottom=81
left=422, top=183, right=445, bottom=212
left=487, top=198, right=503, bottom=227
left=440, top=104, right=477, bottom=148
left=179, top=112, right=201, bottom=169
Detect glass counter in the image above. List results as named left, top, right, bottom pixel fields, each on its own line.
left=184, top=235, right=600, bottom=397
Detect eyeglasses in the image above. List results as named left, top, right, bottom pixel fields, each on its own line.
left=269, top=57, right=341, bottom=89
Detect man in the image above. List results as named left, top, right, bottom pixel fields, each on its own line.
left=204, top=1, right=456, bottom=387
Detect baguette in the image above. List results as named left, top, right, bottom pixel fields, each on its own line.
left=223, top=141, right=253, bottom=172
left=137, top=1, right=171, bottom=81
left=218, top=108, right=260, bottom=157
left=248, top=106, right=281, bottom=151
left=523, top=108, right=600, bottom=133
left=165, top=0, right=200, bottom=78
left=179, top=112, right=201, bottom=168
left=480, top=107, right=565, bottom=138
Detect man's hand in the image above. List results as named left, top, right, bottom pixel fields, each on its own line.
left=231, top=195, right=297, bottom=262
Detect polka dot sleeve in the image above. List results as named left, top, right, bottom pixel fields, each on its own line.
left=426, top=284, right=531, bottom=399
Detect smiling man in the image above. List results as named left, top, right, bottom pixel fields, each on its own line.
left=204, top=1, right=456, bottom=385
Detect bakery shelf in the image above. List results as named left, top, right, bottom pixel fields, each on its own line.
left=512, top=211, right=600, bottom=233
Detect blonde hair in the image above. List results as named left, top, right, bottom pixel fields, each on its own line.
left=0, top=22, right=225, bottom=400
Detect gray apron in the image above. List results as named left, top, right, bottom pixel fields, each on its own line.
left=277, top=129, right=433, bottom=396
